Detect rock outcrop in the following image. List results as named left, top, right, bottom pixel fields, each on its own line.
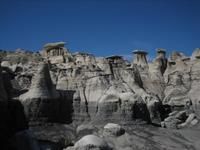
left=191, top=48, right=200, bottom=60
left=20, top=62, right=60, bottom=124
left=132, top=50, right=148, bottom=68
left=2, top=44, right=200, bottom=129
left=1, top=44, right=200, bottom=150
left=103, top=123, right=125, bottom=137
left=65, top=135, right=111, bottom=150
left=42, top=42, right=72, bottom=64
left=161, top=110, right=198, bottom=129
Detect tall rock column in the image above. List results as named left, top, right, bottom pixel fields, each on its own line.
left=156, top=48, right=168, bottom=75
left=148, top=49, right=167, bottom=100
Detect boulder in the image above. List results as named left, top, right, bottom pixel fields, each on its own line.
left=103, top=123, right=125, bottom=137
left=191, top=119, right=198, bottom=126
left=162, top=111, right=198, bottom=129
left=72, top=135, right=111, bottom=150
left=162, top=116, right=182, bottom=129
left=178, top=113, right=197, bottom=128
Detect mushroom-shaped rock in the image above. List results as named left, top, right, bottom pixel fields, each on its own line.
left=42, top=41, right=71, bottom=64
left=103, top=123, right=125, bottom=137
left=43, top=41, right=66, bottom=51
left=153, top=48, right=168, bottom=74
left=106, top=55, right=126, bottom=68
left=74, top=135, right=110, bottom=150
left=156, top=48, right=166, bottom=59
left=132, top=50, right=148, bottom=68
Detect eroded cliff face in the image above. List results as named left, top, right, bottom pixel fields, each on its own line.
left=1, top=43, right=200, bottom=149
left=1, top=44, right=200, bottom=129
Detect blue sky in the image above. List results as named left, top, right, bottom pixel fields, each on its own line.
left=0, top=0, right=200, bottom=60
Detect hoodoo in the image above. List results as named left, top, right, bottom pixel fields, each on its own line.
left=155, top=48, right=168, bottom=74
left=156, top=48, right=166, bottom=59
left=132, top=50, right=148, bottom=68
left=1, top=43, right=200, bottom=150
left=42, top=41, right=72, bottom=64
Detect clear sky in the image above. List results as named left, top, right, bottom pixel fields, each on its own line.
left=0, top=0, right=200, bottom=60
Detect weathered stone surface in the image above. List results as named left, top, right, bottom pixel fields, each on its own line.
left=49, top=55, right=65, bottom=64
left=76, top=124, right=96, bottom=137
left=132, top=50, right=148, bottom=68
left=103, top=123, right=125, bottom=137
left=163, top=58, right=192, bottom=106
left=72, top=135, right=111, bottom=150
left=31, top=124, right=75, bottom=149
left=170, top=51, right=187, bottom=61
left=42, top=42, right=72, bottom=64
left=1, top=60, right=12, bottom=67
left=191, top=48, right=200, bottom=60
left=43, top=42, right=66, bottom=51
left=20, top=63, right=59, bottom=100
left=2, top=45, right=200, bottom=149
left=96, top=92, right=151, bottom=123
left=96, top=57, right=112, bottom=74
left=19, top=63, right=60, bottom=123
left=162, top=110, right=199, bottom=129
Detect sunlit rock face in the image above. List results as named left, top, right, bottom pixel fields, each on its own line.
left=1, top=45, right=200, bottom=150
left=191, top=48, right=200, bottom=60
left=42, top=42, right=73, bottom=64
left=2, top=43, right=200, bottom=129
left=169, top=51, right=187, bottom=62
left=132, top=50, right=148, bottom=68
left=50, top=48, right=163, bottom=124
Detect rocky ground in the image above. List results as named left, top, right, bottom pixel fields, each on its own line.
left=0, top=43, right=200, bottom=150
